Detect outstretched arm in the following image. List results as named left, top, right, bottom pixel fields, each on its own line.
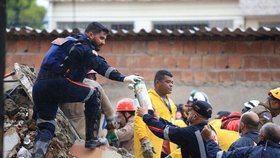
left=201, top=125, right=250, bottom=158
left=87, top=52, right=143, bottom=83
left=137, top=107, right=182, bottom=145
left=201, top=125, right=222, bottom=158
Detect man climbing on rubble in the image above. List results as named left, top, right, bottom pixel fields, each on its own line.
left=60, top=70, right=115, bottom=139
left=32, top=22, right=143, bottom=157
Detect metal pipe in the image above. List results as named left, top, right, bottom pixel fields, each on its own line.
left=0, top=0, right=7, bottom=157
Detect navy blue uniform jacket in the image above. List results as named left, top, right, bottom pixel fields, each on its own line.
left=39, top=33, right=125, bottom=82
left=143, top=114, right=209, bottom=158
left=206, top=139, right=280, bottom=158
left=228, top=131, right=259, bottom=151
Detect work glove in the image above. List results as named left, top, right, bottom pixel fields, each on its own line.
left=141, top=138, right=156, bottom=158
left=106, top=130, right=119, bottom=147
left=123, top=75, right=144, bottom=84
left=165, top=155, right=172, bottom=158
left=106, top=121, right=119, bottom=130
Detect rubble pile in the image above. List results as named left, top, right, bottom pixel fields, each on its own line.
left=3, top=63, right=133, bottom=158
left=3, top=72, right=76, bottom=158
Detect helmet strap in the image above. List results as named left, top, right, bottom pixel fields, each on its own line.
left=121, top=112, right=132, bottom=123
left=268, top=99, right=280, bottom=111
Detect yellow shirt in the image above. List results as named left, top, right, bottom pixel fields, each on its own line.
left=210, top=119, right=240, bottom=151
left=134, top=88, right=177, bottom=158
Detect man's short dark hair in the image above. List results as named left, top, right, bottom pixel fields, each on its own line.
left=262, top=123, right=280, bottom=143
left=154, top=70, right=173, bottom=84
left=216, top=111, right=231, bottom=119
left=85, top=22, right=109, bottom=34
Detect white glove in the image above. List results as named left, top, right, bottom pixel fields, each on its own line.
left=123, top=75, right=144, bottom=84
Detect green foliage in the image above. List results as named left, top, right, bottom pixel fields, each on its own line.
left=7, top=0, right=47, bottom=29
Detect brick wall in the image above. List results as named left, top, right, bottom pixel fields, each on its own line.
left=5, top=36, right=280, bottom=84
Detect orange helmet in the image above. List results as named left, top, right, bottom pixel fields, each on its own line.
left=116, top=98, right=135, bottom=112
left=87, top=70, right=97, bottom=75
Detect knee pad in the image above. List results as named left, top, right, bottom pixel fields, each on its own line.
left=85, top=89, right=101, bottom=116
left=36, top=129, right=53, bottom=141
left=36, top=119, right=56, bottom=136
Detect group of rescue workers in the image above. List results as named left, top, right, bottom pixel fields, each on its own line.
left=31, top=21, right=280, bottom=158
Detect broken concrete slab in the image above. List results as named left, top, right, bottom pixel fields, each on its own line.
left=4, top=98, right=19, bottom=117
left=4, top=127, right=21, bottom=158
left=17, top=146, right=32, bottom=158
left=68, top=139, right=122, bottom=158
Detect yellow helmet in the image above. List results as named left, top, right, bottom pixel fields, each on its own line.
left=269, top=87, right=280, bottom=100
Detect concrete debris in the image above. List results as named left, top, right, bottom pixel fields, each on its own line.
left=4, top=98, right=19, bottom=117
left=3, top=63, right=133, bottom=158
left=17, top=147, right=32, bottom=158
left=69, top=139, right=122, bottom=158
left=3, top=127, right=21, bottom=158
left=3, top=85, right=77, bottom=157
left=68, top=140, right=134, bottom=158
left=14, top=63, right=36, bottom=102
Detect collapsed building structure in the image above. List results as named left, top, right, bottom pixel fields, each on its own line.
left=3, top=63, right=131, bottom=158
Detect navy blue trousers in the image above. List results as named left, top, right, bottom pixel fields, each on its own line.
left=32, top=77, right=100, bottom=138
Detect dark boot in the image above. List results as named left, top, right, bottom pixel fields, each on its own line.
left=85, top=116, right=106, bottom=148
left=84, top=89, right=106, bottom=149
left=33, top=129, right=52, bottom=158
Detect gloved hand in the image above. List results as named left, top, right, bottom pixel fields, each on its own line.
left=165, top=155, right=172, bottom=158
left=106, top=121, right=119, bottom=130
left=106, top=130, right=119, bottom=147
left=123, top=75, right=144, bottom=84
left=141, top=138, right=156, bottom=158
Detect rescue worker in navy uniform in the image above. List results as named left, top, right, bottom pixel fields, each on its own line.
left=137, top=100, right=216, bottom=158
left=201, top=122, right=280, bottom=158
left=227, top=111, right=259, bottom=151
left=32, top=22, right=143, bottom=157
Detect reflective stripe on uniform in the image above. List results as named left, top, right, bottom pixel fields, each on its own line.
left=65, top=78, right=96, bottom=102
left=92, top=50, right=99, bottom=56
left=163, top=125, right=170, bottom=141
left=37, top=118, right=56, bottom=127
left=194, top=130, right=207, bottom=158
left=84, top=88, right=94, bottom=102
left=51, top=38, right=68, bottom=45
left=216, top=151, right=223, bottom=158
left=105, top=67, right=115, bottom=78
left=69, top=45, right=76, bottom=54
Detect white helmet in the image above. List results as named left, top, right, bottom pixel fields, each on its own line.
left=188, top=90, right=209, bottom=103
left=242, top=100, right=260, bottom=113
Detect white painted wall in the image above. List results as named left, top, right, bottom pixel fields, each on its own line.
left=48, top=1, right=243, bottom=30
left=245, top=16, right=280, bottom=28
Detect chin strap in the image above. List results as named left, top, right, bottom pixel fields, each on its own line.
left=122, top=112, right=132, bottom=124
left=268, top=99, right=280, bottom=111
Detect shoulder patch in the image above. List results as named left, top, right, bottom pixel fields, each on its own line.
left=92, top=50, right=99, bottom=56
left=262, top=112, right=271, bottom=121
left=51, top=38, right=68, bottom=45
